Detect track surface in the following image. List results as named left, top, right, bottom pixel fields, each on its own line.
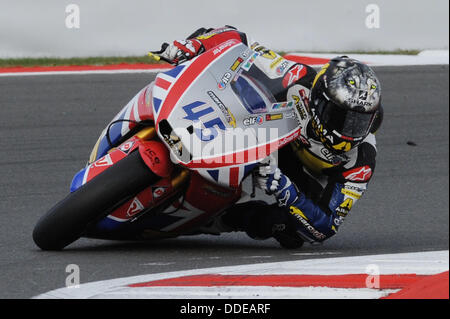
left=0, top=65, right=448, bottom=298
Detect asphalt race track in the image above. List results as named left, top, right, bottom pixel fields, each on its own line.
left=0, top=65, right=448, bottom=298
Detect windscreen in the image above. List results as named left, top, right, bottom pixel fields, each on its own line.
left=230, top=71, right=277, bottom=114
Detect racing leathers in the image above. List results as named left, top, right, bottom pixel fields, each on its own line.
left=161, top=26, right=377, bottom=248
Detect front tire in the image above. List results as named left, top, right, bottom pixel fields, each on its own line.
left=32, top=151, right=160, bottom=250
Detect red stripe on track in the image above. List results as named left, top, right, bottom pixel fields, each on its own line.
left=382, top=271, right=449, bottom=299
left=283, top=55, right=331, bottom=65
left=129, top=274, right=425, bottom=289
left=0, top=54, right=326, bottom=74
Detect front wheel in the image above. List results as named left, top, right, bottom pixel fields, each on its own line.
left=32, top=151, right=160, bottom=250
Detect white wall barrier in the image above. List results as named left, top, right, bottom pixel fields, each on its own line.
left=0, top=0, right=448, bottom=58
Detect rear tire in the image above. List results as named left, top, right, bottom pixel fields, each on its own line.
left=32, top=151, right=160, bottom=250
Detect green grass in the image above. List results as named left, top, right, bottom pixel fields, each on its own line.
left=0, top=50, right=421, bottom=68
left=0, top=55, right=165, bottom=68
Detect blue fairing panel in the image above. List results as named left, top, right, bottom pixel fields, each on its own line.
left=70, top=167, right=87, bottom=193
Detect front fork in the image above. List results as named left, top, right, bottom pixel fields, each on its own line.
left=133, top=126, right=190, bottom=185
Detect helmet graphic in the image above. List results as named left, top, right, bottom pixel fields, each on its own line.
left=309, top=56, right=383, bottom=154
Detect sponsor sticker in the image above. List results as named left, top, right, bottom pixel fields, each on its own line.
left=335, top=198, right=353, bottom=217
left=212, top=40, right=235, bottom=55
left=341, top=188, right=362, bottom=199
left=230, top=57, right=244, bottom=71
left=289, top=206, right=327, bottom=240
left=270, top=56, right=284, bottom=69
left=119, top=141, right=135, bottom=154
left=207, top=91, right=236, bottom=128
left=218, top=72, right=232, bottom=90
left=94, top=154, right=113, bottom=167
left=242, top=52, right=260, bottom=71
left=276, top=61, right=290, bottom=75
left=343, top=166, right=372, bottom=182
left=126, top=197, right=145, bottom=217
left=265, top=113, right=283, bottom=121
left=243, top=115, right=264, bottom=126
left=282, top=64, right=307, bottom=88
left=278, top=130, right=301, bottom=147
left=271, top=101, right=295, bottom=110
left=152, top=186, right=168, bottom=199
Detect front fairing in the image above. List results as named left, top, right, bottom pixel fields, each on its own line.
left=153, top=40, right=303, bottom=170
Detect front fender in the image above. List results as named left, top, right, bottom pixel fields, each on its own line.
left=138, top=140, right=173, bottom=178
left=71, top=136, right=172, bottom=193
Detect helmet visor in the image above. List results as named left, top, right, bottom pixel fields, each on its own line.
left=317, top=100, right=375, bottom=138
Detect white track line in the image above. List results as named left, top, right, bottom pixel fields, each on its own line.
left=89, top=286, right=399, bottom=299
left=34, top=250, right=449, bottom=299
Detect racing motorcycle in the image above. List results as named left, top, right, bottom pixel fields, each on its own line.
left=32, top=39, right=305, bottom=250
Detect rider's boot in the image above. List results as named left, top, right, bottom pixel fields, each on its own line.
left=220, top=200, right=304, bottom=249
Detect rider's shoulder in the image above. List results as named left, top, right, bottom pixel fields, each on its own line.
left=346, top=134, right=377, bottom=168
left=358, top=133, right=377, bottom=159
left=337, top=134, right=377, bottom=184
left=282, top=62, right=317, bottom=90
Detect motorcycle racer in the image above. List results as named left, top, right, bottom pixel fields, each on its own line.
left=157, top=26, right=383, bottom=248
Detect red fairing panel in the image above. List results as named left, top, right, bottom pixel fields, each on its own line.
left=135, top=83, right=155, bottom=123
left=107, top=177, right=175, bottom=222
left=195, top=27, right=245, bottom=51
left=85, top=140, right=139, bottom=183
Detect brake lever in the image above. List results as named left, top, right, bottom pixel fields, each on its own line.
left=147, top=43, right=175, bottom=64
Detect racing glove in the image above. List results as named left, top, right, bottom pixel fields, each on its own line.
left=159, top=39, right=204, bottom=65
left=257, top=155, right=345, bottom=244
left=257, top=155, right=299, bottom=207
